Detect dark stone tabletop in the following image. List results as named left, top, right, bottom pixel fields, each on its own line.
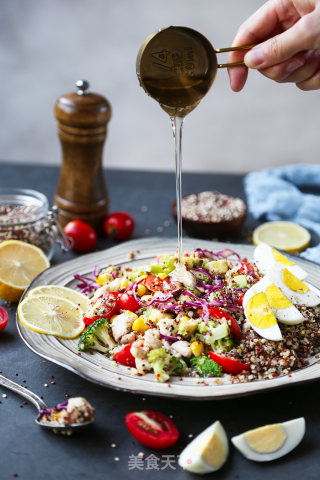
left=0, top=162, right=319, bottom=480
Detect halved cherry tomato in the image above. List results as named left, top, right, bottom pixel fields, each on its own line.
left=208, top=307, right=241, bottom=340
left=83, top=315, right=101, bottom=326
left=125, top=410, right=179, bottom=449
left=0, top=306, right=8, bottom=332
left=209, top=352, right=250, bottom=375
left=238, top=260, right=255, bottom=277
left=113, top=344, right=136, bottom=367
left=145, top=275, right=164, bottom=292
left=238, top=294, right=244, bottom=306
left=83, top=292, right=119, bottom=325
left=118, top=292, right=140, bottom=313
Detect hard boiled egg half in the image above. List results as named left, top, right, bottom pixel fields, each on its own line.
left=232, top=417, right=305, bottom=462
left=243, top=277, right=304, bottom=340
left=179, top=421, right=228, bottom=474
left=254, top=243, right=307, bottom=280
left=267, top=265, right=320, bottom=307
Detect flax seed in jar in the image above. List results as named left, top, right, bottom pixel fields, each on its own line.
left=0, top=188, right=57, bottom=259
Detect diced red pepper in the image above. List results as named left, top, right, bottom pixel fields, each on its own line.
left=209, top=352, right=250, bottom=375
left=113, top=344, right=136, bottom=368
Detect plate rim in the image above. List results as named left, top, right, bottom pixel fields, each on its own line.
left=16, top=237, right=320, bottom=400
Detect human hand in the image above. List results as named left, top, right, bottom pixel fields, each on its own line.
left=228, top=0, right=320, bottom=91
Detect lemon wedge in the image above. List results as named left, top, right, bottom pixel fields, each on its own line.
left=27, top=285, right=90, bottom=313
left=18, top=294, right=85, bottom=338
left=253, top=222, right=311, bottom=252
left=0, top=240, right=50, bottom=302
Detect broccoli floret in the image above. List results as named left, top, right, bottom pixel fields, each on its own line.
left=78, top=330, right=108, bottom=354
left=190, top=355, right=222, bottom=377
left=147, top=348, right=188, bottom=382
left=78, top=318, right=115, bottom=353
left=196, top=321, right=233, bottom=352
left=90, top=318, right=116, bottom=349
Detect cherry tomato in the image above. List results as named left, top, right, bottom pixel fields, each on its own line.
left=114, top=344, right=136, bottom=368
left=0, top=306, right=8, bottom=332
left=83, top=292, right=119, bottom=325
left=238, top=294, right=244, bottom=306
left=118, top=292, right=140, bottom=313
left=145, top=275, right=164, bottom=292
left=104, top=212, right=135, bottom=241
left=125, top=410, right=179, bottom=449
left=208, top=307, right=241, bottom=340
left=238, top=260, right=255, bottom=277
left=64, top=220, right=97, bottom=253
left=209, top=352, right=250, bottom=375
left=83, top=315, right=101, bottom=326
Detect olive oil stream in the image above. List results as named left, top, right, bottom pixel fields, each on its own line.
left=171, top=115, right=184, bottom=263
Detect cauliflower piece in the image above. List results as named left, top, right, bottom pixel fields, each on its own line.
left=120, top=332, right=136, bottom=344
left=170, top=263, right=196, bottom=290
left=135, top=357, right=152, bottom=374
left=158, top=317, right=179, bottom=338
left=171, top=341, right=192, bottom=358
left=131, top=339, right=148, bottom=359
left=143, top=328, right=163, bottom=350
left=111, top=313, right=137, bottom=342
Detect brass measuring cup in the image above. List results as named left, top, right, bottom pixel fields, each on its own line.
left=137, top=26, right=253, bottom=116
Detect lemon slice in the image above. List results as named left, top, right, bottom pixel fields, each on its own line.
left=18, top=294, right=85, bottom=338
left=28, top=285, right=90, bottom=313
left=253, top=222, right=311, bottom=252
left=0, top=240, right=50, bottom=302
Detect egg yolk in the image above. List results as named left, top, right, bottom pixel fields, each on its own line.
left=244, top=424, right=287, bottom=454
left=283, top=268, right=309, bottom=293
left=195, top=432, right=226, bottom=468
left=246, top=293, right=277, bottom=328
left=272, top=249, right=294, bottom=266
left=265, top=284, right=292, bottom=309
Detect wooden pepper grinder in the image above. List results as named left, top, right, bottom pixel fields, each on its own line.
left=54, top=80, right=111, bottom=233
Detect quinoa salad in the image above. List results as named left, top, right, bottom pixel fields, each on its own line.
left=75, top=245, right=320, bottom=384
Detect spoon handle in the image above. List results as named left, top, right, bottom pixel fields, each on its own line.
left=0, top=374, right=47, bottom=411
left=216, top=44, right=256, bottom=69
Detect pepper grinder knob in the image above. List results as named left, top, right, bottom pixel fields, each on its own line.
left=54, top=80, right=111, bottom=234
left=76, top=79, right=90, bottom=95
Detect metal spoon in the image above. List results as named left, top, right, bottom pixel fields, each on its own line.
left=0, top=374, right=94, bottom=433
left=137, top=26, right=254, bottom=117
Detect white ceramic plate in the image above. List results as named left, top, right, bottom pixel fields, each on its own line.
left=16, top=237, right=320, bottom=400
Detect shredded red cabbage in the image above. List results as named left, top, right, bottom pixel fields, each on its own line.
left=195, top=247, right=241, bottom=262
left=74, top=273, right=99, bottom=295
left=190, top=268, right=216, bottom=282
left=39, top=400, right=69, bottom=417
left=160, top=333, right=179, bottom=342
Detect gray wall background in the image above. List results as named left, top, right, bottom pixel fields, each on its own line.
left=1, top=0, right=319, bottom=173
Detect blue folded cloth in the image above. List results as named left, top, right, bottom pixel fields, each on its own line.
left=244, top=164, right=320, bottom=264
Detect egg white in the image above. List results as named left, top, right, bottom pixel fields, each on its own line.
left=231, top=417, right=305, bottom=462
left=254, top=243, right=307, bottom=280
left=178, top=420, right=228, bottom=474
left=266, top=265, right=320, bottom=307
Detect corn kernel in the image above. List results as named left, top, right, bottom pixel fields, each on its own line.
left=158, top=273, right=167, bottom=279
left=132, top=316, right=149, bottom=333
left=120, top=278, right=130, bottom=289
left=179, top=315, right=190, bottom=323
left=136, top=284, right=147, bottom=297
left=96, top=273, right=110, bottom=286
left=190, top=341, right=204, bottom=357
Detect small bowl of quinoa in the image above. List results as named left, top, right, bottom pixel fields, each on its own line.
left=172, top=191, right=247, bottom=238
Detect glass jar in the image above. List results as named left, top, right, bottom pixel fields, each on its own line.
left=0, top=188, right=71, bottom=260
